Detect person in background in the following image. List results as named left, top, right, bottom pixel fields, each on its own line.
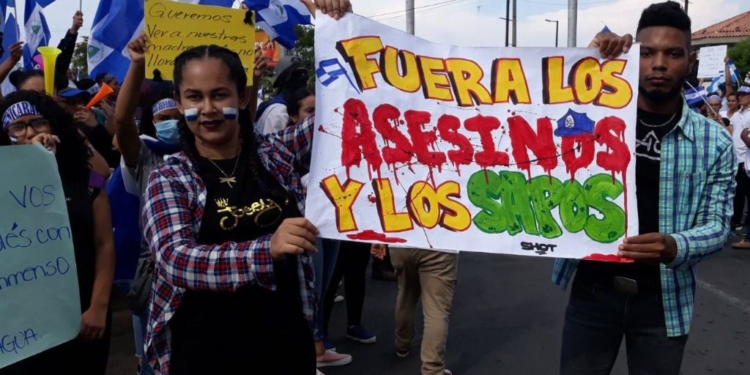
left=58, top=86, right=120, bottom=168
left=0, top=39, right=23, bottom=100
left=373, top=244, right=457, bottom=375
left=323, top=241, right=378, bottom=351
left=706, top=94, right=731, bottom=132
left=54, top=11, right=84, bottom=89
left=286, top=85, right=315, bottom=127
left=722, top=93, right=740, bottom=121
left=255, top=55, right=309, bottom=134
left=96, top=72, right=121, bottom=103
left=554, top=3, right=735, bottom=375
left=730, top=86, right=750, bottom=232
left=0, top=91, right=115, bottom=375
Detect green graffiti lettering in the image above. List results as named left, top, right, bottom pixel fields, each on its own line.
left=467, top=171, right=507, bottom=233
left=583, top=174, right=626, bottom=243
left=498, top=171, right=539, bottom=235
left=529, top=176, right=563, bottom=239
left=559, top=180, right=588, bottom=233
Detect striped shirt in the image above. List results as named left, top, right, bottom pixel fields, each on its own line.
left=143, top=117, right=316, bottom=374
left=552, top=102, right=737, bottom=337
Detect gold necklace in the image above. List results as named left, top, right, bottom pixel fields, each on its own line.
left=207, top=151, right=241, bottom=188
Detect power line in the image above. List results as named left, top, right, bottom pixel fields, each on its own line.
left=366, top=0, right=466, bottom=19
left=374, top=0, right=487, bottom=21
left=520, top=0, right=615, bottom=5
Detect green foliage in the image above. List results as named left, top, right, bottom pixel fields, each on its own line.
left=293, top=24, right=315, bottom=74
left=729, top=37, right=750, bottom=79
left=71, top=36, right=89, bottom=78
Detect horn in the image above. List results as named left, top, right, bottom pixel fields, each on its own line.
left=37, top=46, right=62, bottom=95
left=86, top=83, right=114, bottom=109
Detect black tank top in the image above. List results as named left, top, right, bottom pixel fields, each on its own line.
left=169, top=151, right=314, bottom=375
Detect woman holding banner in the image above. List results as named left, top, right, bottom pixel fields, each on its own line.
left=141, top=43, right=319, bottom=374
left=0, top=90, right=115, bottom=375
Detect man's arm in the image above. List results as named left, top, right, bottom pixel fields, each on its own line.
left=666, top=140, right=736, bottom=270
left=56, top=12, right=83, bottom=83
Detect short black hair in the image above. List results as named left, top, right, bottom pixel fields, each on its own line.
left=637, top=1, right=691, bottom=36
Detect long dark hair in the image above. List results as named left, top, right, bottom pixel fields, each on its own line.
left=172, top=45, right=286, bottom=199
left=0, top=90, right=91, bottom=188
left=285, top=85, right=315, bottom=124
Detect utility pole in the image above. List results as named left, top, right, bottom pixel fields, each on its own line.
left=504, top=0, right=510, bottom=47
left=684, top=0, right=688, bottom=13
left=546, top=19, right=559, bottom=47
left=512, top=0, right=517, bottom=47
left=406, top=0, right=415, bottom=35
left=567, top=0, right=577, bottom=47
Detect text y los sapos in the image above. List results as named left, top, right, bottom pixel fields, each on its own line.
left=336, top=36, right=633, bottom=109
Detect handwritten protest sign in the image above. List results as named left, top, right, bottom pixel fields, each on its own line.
left=697, top=45, right=727, bottom=79
left=0, top=146, right=80, bottom=368
left=306, top=13, right=640, bottom=260
left=144, top=0, right=255, bottom=82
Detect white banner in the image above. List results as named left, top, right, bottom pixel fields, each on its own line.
left=306, top=13, right=640, bottom=260
left=697, top=45, right=727, bottom=79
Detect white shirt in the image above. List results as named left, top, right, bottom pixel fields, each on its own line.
left=256, top=103, right=289, bottom=135
left=731, top=108, right=750, bottom=163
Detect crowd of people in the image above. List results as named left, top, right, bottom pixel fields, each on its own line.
left=0, top=1, right=746, bottom=375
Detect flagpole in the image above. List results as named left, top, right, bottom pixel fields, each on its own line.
left=80, top=1, right=83, bottom=11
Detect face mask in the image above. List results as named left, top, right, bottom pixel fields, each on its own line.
left=154, top=119, right=180, bottom=145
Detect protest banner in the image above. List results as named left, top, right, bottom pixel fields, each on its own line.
left=305, top=13, right=640, bottom=260
left=256, top=30, right=281, bottom=69
left=0, top=146, right=80, bottom=368
left=697, top=45, right=727, bottom=79
left=144, top=0, right=255, bottom=82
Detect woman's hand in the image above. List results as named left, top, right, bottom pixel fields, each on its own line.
left=371, top=244, right=387, bottom=260
left=127, top=32, right=148, bottom=66
left=270, top=218, right=319, bottom=260
left=80, top=306, right=107, bottom=341
left=30, top=133, right=61, bottom=153
left=312, top=0, right=352, bottom=20
left=253, top=46, right=269, bottom=82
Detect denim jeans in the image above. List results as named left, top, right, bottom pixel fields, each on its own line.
left=560, top=275, right=688, bottom=375
left=311, top=238, right=341, bottom=341
left=133, top=311, right=156, bottom=375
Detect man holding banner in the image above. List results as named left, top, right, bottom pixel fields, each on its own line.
left=554, top=3, right=735, bottom=374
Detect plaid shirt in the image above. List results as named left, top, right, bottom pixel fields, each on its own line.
left=552, top=102, right=736, bottom=337
left=143, top=117, right=316, bottom=375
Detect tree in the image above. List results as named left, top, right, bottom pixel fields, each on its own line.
left=293, top=24, right=315, bottom=75
left=71, top=36, right=89, bottom=79
left=728, top=37, right=750, bottom=79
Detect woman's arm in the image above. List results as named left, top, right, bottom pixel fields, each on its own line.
left=115, top=33, right=148, bottom=168
left=88, top=143, right=112, bottom=179
left=79, top=190, right=115, bottom=341
left=0, top=42, right=24, bottom=100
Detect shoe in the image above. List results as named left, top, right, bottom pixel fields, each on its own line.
left=395, top=348, right=410, bottom=358
left=334, top=294, right=345, bottom=303
left=372, top=269, right=397, bottom=281
left=323, top=337, right=336, bottom=352
left=346, top=325, right=377, bottom=344
left=732, top=239, right=750, bottom=249
left=316, top=350, right=352, bottom=367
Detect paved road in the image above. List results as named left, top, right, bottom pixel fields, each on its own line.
left=106, top=233, right=750, bottom=375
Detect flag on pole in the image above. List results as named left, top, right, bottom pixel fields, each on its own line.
left=88, top=0, right=144, bottom=82
left=0, top=0, right=9, bottom=31
left=685, top=85, right=707, bottom=107
left=23, top=0, right=51, bottom=70
left=601, top=25, right=611, bottom=33
left=706, top=60, right=741, bottom=94
left=1, top=13, right=20, bottom=96
left=243, top=0, right=312, bottom=49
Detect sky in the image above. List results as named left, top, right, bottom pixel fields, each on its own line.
left=5, top=0, right=750, bottom=49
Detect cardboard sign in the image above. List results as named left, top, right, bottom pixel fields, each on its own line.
left=0, top=146, right=80, bottom=368
left=145, top=0, right=255, bottom=83
left=306, top=13, right=641, bottom=259
left=697, top=45, right=727, bottom=79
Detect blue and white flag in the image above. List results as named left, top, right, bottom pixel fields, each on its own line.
left=88, top=0, right=144, bottom=82
left=2, top=13, right=20, bottom=96
left=179, top=0, right=235, bottom=5
left=0, top=0, right=9, bottom=31
left=685, top=86, right=708, bottom=107
left=23, top=0, right=51, bottom=70
left=243, top=0, right=312, bottom=49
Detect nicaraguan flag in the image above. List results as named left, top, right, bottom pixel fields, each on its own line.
left=727, top=58, right=741, bottom=83
left=23, top=0, right=51, bottom=70
left=243, top=0, right=312, bottom=49
left=88, top=0, right=144, bottom=82
left=179, top=0, right=235, bottom=5
left=685, top=86, right=707, bottom=107
left=0, top=0, right=9, bottom=31
left=2, top=13, right=20, bottom=96
left=601, top=25, right=611, bottom=33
